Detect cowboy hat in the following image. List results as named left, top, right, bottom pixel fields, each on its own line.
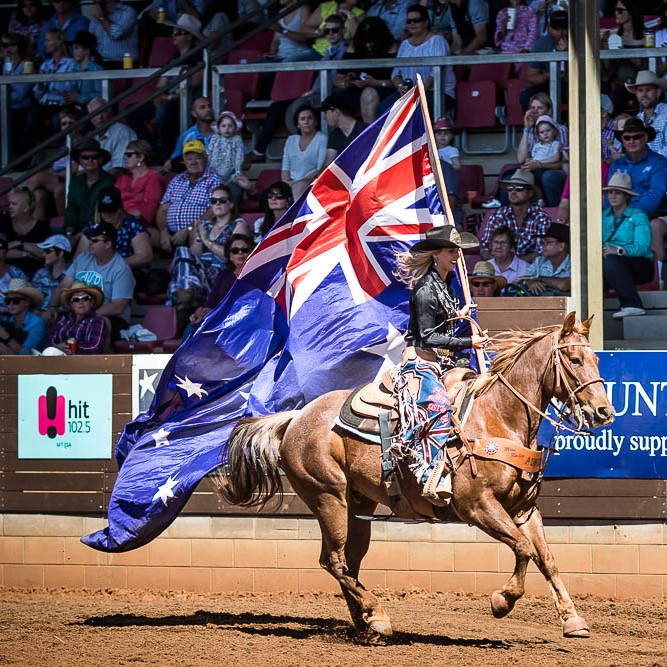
left=71, top=138, right=111, bottom=166
left=411, top=225, right=479, bottom=253
left=60, top=280, right=104, bottom=310
left=602, top=172, right=638, bottom=197
left=66, top=30, right=102, bottom=61
left=625, top=70, right=667, bottom=93
left=614, top=117, right=657, bottom=143
left=3, top=278, right=44, bottom=309
left=470, top=261, right=507, bottom=289
left=499, top=169, right=542, bottom=202
left=165, top=13, right=204, bottom=40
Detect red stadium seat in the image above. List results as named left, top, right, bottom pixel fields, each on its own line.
left=239, top=168, right=283, bottom=213
left=456, top=81, right=509, bottom=154
left=113, top=306, right=178, bottom=353
left=468, top=63, right=512, bottom=87
left=458, top=164, right=485, bottom=204
left=148, top=36, right=178, bottom=67
left=238, top=30, right=274, bottom=53
left=225, top=48, right=262, bottom=65
left=504, top=79, right=530, bottom=149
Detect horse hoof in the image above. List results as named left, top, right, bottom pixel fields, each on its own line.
left=563, top=616, right=590, bottom=638
left=368, top=615, right=393, bottom=637
left=490, top=591, right=514, bottom=618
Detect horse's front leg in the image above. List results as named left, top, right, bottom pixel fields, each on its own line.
left=519, top=507, right=590, bottom=638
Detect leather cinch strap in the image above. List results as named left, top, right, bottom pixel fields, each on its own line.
left=471, top=437, right=543, bottom=474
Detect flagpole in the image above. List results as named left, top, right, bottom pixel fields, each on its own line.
left=415, top=75, right=486, bottom=373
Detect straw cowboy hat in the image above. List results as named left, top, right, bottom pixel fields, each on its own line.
left=470, top=261, right=507, bottom=289
left=499, top=169, right=542, bottom=203
left=602, top=172, right=639, bottom=197
left=625, top=70, right=667, bottom=93
left=614, top=117, right=656, bottom=143
left=60, top=280, right=104, bottom=310
left=411, top=225, right=479, bottom=253
left=165, top=13, right=204, bottom=40
left=3, top=278, right=44, bottom=309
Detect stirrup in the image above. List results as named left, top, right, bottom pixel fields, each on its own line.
left=421, top=460, right=452, bottom=506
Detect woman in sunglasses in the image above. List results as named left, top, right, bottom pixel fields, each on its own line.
left=253, top=181, right=294, bottom=243
left=45, top=280, right=109, bottom=354
left=0, top=278, right=47, bottom=355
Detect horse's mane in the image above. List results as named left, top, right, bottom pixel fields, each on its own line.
left=473, top=324, right=560, bottom=396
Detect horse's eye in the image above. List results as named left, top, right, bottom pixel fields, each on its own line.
left=571, top=357, right=582, bottom=366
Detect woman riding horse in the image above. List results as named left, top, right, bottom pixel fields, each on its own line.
left=395, top=225, right=490, bottom=501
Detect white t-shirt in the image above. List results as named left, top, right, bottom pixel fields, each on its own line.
left=438, top=145, right=460, bottom=165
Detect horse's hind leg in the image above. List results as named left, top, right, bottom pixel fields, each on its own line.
left=519, top=507, right=590, bottom=638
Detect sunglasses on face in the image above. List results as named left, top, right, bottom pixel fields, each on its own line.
left=70, top=295, right=92, bottom=303
left=210, top=196, right=230, bottom=205
left=614, top=7, right=628, bottom=13
left=324, top=27, right=341, bottom=35
left=506, top=185, right=527, bottom=192
left=172, top=29, right=187, bottom=36
left=267, top=192, right=286, bottom=199
left=5, top=297, right=26, bottom=305
left=229, top=247, right=251, bottom=255
left=80, top=154, right=100, bottom=161
left=622, top=133, right=645, bottom=141
left=406, top=17, right=425, bottom=25
left=124, top=151, right=140, bottom=157
left=471, top=281, right=494, bottom=288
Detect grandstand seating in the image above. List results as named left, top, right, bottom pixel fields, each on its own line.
left=113, top=306, right=178, bottom=353
left=148, top=36, right=179, bottom=67
left=456, top=80, right=509, bottom=154
left=239, top=168, right=282, bottom=213
left=458, top=164, right=485, bottom=204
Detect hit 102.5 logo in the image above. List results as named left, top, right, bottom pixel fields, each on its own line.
left=38, top=386, right=91, bottom=445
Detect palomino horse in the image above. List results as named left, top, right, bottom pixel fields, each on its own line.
left=218, top=313, right=614, bottom=640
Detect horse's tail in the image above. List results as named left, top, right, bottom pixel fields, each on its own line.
left=214, top=411, right=299, bottom=508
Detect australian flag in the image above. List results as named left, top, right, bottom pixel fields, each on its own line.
left=82, top=85, right=470, bottom=552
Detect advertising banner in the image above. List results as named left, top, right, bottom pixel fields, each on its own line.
left=18, top=374, right=113, bottom=459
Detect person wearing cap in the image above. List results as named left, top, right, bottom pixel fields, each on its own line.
left=0, top=234, right=28, bottom=313
left=165, top=97, right=216, bottom=172
left=0, top=278, right=48, bottom=354
left=607, top=117, right=667, bottom=219
left=434, top=117, right=460, bottom=171
left=487, top=226, right=530, bottom=285
left=480, top=169, right=551, bottom=262
left=32, top=234, right=72, bottom=319
left=395, top=225, right=489, bottom=502
left=601, top=172, right=653, bottom=319
left=64, top=138, right=115, bottom=237
left=76, top=187, right=152, bottom=270
left=3, top=186, right=53, bottom=277
left=87, top=97, right=138, bottom=173
left=322, top=92, right=369, bottom=163
left=88, top=0, right=139, bottom=69
left=45, top=280, right=109, bottom=354
left=64, top=30, right=103, bottom=107
left=469, top=260, right=506, bottom=298
left=156, top=139, right=221, bottom=255
left=626, top=71, right=667, bottom=159
left=517, top=221, right=570, bottom=296
left=58, top=221, right=135, bottom=340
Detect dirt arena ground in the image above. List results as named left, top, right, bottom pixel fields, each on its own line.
left=0, top=588, right=665, bottom=666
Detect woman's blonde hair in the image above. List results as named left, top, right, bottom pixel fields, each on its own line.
left=394, top=249, right=437, bottom=288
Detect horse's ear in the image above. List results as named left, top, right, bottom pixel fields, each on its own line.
left=581, top=314, right=594, bottom=336
left=561, top=311, right=576, bottom=337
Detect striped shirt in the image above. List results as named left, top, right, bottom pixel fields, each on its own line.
left=89, top=2, right=139, bottom=62
left=481, top=204, right=552, bottom=257
left=161, top=168, right=221, bottom=232
left=46, top=311, right=108, bottom=354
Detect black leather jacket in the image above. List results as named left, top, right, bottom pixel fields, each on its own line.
left=405, top=269, right=472, bottom=351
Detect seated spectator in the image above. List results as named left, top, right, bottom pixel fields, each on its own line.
left=1, top=33, right=35, bottom=161
left=28, top=107, right=82, bottom=222
left=45, top=280, right=109, bottom=354
left=156, top=140, right=220, bottom=255
left=250, top=181, right=294, bottom=243
left=626, top=71, right=667, bottom=159
left=26, top=28, right=78, bottom=149
left=65, top=30, right=103, bottom=108
left=37, top=0, right=89, bottom=58
left=0, top=234, right=28, bottom=313
left=206, top=111, right=245, bottom=203
left=144, top=0, right=210, bottom=31
left=88, top=0, right=139, bottom=70
left=8, top=0, right=47, bottom=56
left=486, top=226, right=530, bottom=284
left=1, top=186, right=52, bottom=278
left=76, top=187, right=152, bottom=270
left=0, top=278, right=47, bottom=354
left=517, top=222, right=570, bottom=296
left=332, top=16, right=398, bottom=123
left=469, top=260, right=506, bottom=297
left=64, top=139, right=115, bottom=237
left=114, top=140, right=165, bottom=241
left=58, top=221, right=136, bottom=340
left=367, top=0, right=412, bottom=41
left=600, top=94, right=621, bottom=164
left=480, top=170, right=551, bottom=262
left=87, top=97, right=137, bottom=174
left=447, top=0, right=489, bottom=55
left=166, top=97, right=216, bottom=173
left=322, top=93, right=368, bottom=164
left=434, top=117, right=460, bottom=171
left=302, top=0, right=364, bottom=57
left=522, top=113, right=562, bottom=172
left=282, top=104, right=328, bottom=199
left=382, top=5, right=455, bottom=118
left=33, top=234, right=72, bottom=321
left=601, top=173, right=653, bottom=319
left=494, top=0, right=538, bottom=55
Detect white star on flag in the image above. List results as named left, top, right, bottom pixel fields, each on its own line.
left=363, top=322, right=406, bottom=380
left=139, top=370, right=159, bottom=399
left=174, top=375, right=208, bottom=399
left=152, top=476, right=178, bottom=506
left=152, top=427, right=170, bottom=447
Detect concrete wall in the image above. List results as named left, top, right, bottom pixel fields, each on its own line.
left=1, top=514, right=665, bottom=598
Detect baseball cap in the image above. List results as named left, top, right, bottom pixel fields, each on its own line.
left=37, top=234, right=72, bottom=253
left=84, top=222, right=118, bottom=244
left=182, top=139, right=205, bottom=155
left=97, top=186, right=122, bottom=214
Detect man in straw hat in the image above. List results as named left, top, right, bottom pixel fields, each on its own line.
left=394, top=226, right=490, bottom=502
left=480, top=169, right=551, bottom=263
left=0, top=278, right=47, bottom=354
left=626, top=70, right=667, bottom=158
left=469, top=260, right=506, bottom=298
left=601, top=172, right=653, bottom=318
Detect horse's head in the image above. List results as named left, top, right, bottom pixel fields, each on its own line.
left=555, top=312, right=615, bottom=429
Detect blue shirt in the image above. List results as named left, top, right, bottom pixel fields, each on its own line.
left=38, top=12, right=89, bottom=57
left=89, top=2, right=139, bottom=61
left=522, top=253, right=571, bottom=279
left=75, top=60, right=104, bottom=106
left=607, top=148, right=667, bottom=217
left=10, top=310, right=48, bottom=354
left=33, top=56, right=78, bottom=105
left=367, top=0, right=413, bottom=40
left=161, top=168, right=220, bottom=232
left=171, top=124, right=215, bottom=159
left=3, top=59, right=34, bottom=109
left=149, top=0, right=209, bottom=22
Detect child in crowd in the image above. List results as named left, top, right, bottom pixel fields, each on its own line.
left=433, top=117, right=460, bottom=171
left=525, top=114, right=561, bottom=168
left=206, top=111, right=245, bottom=203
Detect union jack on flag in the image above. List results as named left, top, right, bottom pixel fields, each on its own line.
left=82, top=85, right=466, bottom=553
